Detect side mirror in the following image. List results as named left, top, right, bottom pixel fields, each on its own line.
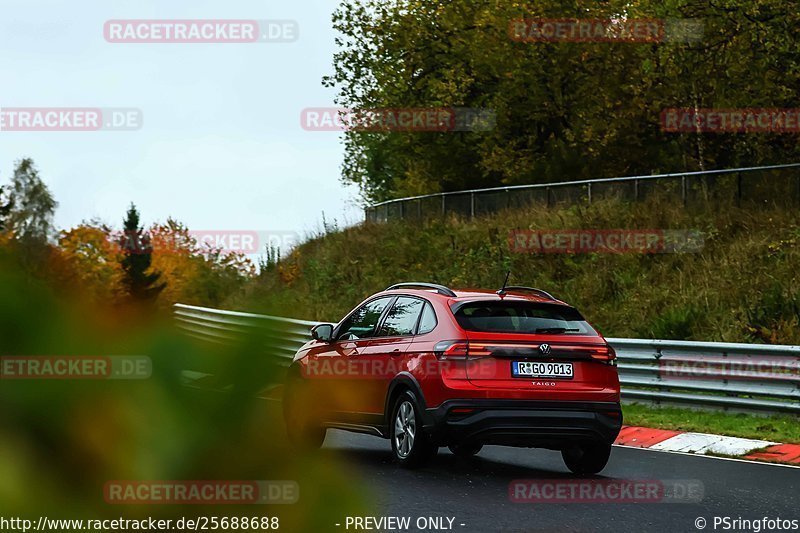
left=311, top=323, right=334, bottom=343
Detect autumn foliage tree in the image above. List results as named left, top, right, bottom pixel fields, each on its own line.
left=149, top=219, right=255, bottom=307
left=54, top=223, right=125, bottom=301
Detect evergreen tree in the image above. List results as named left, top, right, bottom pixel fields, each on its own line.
left=118, top=203, right=165, bottom=301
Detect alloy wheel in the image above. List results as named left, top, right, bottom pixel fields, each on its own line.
left=394, top=400, right=416, bottom=458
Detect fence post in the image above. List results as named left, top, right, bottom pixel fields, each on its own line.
left=546, top=186, right=552, bottom=207
left=797, top=173, right=800, bottom=206
left=736, top=173, right=742, bottom=207
left=681, top=176, right=687, bottom=206
left=587, top=182, right=592, bottom=204
left=470, top=192, right=475, bottom=218
left=634, top=179, right=640, bottom=201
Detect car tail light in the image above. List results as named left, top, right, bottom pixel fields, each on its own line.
left=461, top=342, right=493, bottom=358
left=589, top=345, right=617, bottom=362
left=433, top=341, right=493, bottom=360
left=433, top=341, right=468, bottom=360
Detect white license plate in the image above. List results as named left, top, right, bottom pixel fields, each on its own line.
left=512, top=361, right=573, bottom=378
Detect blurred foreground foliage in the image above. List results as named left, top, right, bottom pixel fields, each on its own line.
left=0, top=254, right=367, bottom=528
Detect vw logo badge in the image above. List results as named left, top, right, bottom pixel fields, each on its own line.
left=539, top=343, right=552, bottom=355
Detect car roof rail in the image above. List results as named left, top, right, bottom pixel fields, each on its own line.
left=385, top=282, right=457, bottom=297
left=497, top=286, right=558, bottom=300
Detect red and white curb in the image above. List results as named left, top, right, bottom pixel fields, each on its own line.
left=615, top=425, right=800, bottom=466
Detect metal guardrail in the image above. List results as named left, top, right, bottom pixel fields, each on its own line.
left=174, top=303, right=316, bottom=366
left=364, top=162, right=800, bottom=222
left=175, top=304, right=800, bottom=414
left=609, top=338, right=800, bottom=414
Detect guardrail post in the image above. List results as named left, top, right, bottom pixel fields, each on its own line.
left=634, top=179, right=640, bottom=201
left=417, top=199, right=422, bottom=218
left=546, top=187, right=552, bottom=208
left=399, top=201, right=404, bottom=220
left=441, top=195, right=446, bottom=217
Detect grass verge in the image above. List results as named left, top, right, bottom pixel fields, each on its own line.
left=622, top=402, right=800, bottom=444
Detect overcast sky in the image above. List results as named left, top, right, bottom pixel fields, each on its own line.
left=0, top=0, right=361, bottom=246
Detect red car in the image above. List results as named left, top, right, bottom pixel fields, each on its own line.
left=283, top=282, right=622, bottom=473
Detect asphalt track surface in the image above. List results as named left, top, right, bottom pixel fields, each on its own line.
left=319, top=428, right=800, bottom=533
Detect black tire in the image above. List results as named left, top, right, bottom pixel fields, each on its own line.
left=448, top=443, right=483, bottom=458
left=390, top=391, right=437, bottom=468
left=561, top=442, right=612, bottom=475
left=283, top=373, right=326, bottom=451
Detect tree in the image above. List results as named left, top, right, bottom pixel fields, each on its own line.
left=327, top=0, right=800, bottom=203
left=6, top=158, right=57, bottom=242
left=0, top=185, right=12, bottom=232
left=53, top=222, right=125, bottom=301
left=118, top=203, right=165, bottom=301
left=149, top=218, right=254, bottom=307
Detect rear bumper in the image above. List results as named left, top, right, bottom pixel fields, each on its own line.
left=424, top=399, right=622, bottom=449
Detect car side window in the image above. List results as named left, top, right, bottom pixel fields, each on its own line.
left=378, top=297, right=424, bottom=337
left=337, top=297, right=393, bottom=340
left=417, top=302, right=438, bottom=334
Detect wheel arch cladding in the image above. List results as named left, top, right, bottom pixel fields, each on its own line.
left=384, top=372, right=427, bottom=426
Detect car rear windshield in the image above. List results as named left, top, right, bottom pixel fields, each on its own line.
left=453, top=301, right=597, bottom=335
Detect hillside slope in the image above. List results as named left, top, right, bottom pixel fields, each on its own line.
left=233, top=197, right=800, bottom=344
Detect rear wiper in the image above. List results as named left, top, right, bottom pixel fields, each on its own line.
left=534, top=327, right=580, bottom=334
